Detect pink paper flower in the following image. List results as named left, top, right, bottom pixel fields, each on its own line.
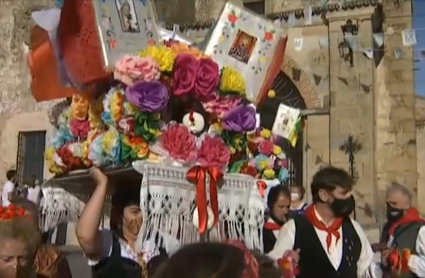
left=114, top=55, right=160, bottom=86
left=70, top=119, right=90, bottom=139
left=202, top=96, right=242, bottom=117
left=162, top=123, right=197, bottom=162
left=197, top=135, right=231, bottom=169
left=173, top=54, right=197, bottom=96
left=194, top=58, right=220, bottom=102
left=258, top=140, right=274, bottom=156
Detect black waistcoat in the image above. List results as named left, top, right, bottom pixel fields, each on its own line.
left=263, top=227, right=277, bottom=253
left=92, top=235, right=143, bottom=278
left=389, top=221, right=425, bottom=278
left=293, top=215, right=361, bottom=278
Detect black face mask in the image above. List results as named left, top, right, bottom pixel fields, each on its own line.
left=387, top=205, right=404, bottom=222
left=329, top=196, right=355, bottom=218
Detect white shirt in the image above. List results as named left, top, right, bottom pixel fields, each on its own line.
left=88, top=229, right=160, bottom=266
left=268, top=208, right=382, bottom=277
left=1, top=181, right=15, bottom=206
left=27, top=186, right=41, bottom=206
left=388, top=226, right=425, bottom=277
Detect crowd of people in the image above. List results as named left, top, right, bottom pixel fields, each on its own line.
left=1, top=166, right=425, bottom=277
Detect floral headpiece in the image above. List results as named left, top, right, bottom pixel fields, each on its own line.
left=0, top=205, right=27, bottom=220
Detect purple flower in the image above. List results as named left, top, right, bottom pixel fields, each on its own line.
left=221, top=105, right=257, bottom=132
left=125, top=81, right=169, bottom=113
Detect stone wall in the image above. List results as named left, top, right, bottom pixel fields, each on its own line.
left=416, top=96, right=425, bottom=213
left=374, top=0, right=417, bottom=222
left=0, top=0, right=58, bottom=187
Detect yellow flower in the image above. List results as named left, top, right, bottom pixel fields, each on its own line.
left=263, top=168, right=276, bottom=179
left=110, top=91, right=125, bottom=122
left=260, top=129, right=271, bottom=139
left=230, top=146, right=236, bottom=154
left=211, top=122, right=223, bottom=133
left=267, top=90, right=276, bottom=98
left=273, top=145, right=282, bottom=156
left=220, top=67, right=246, bottom=95
left=139, top=45, right=176, bottom=72
left=89, top=98, right=104, bottom=129
left=45, top=147, right=65, bottom=174
left=259, top=160, right=269, bottom=170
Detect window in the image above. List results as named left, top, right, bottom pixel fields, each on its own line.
left=243, top=1, right=265, bottom=15
left=16, top=131, right=46, bottom=185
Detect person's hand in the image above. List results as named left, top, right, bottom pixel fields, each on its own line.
left=90, top=167, right=108, bottom=185
left=371, top=242, right=388, bottom=253
left=381, top=247, right=394, bottom=266
left=283, top=248, right=300, bottom=263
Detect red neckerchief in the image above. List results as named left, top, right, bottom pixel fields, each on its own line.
left=264, top=221, right=282, bottom=231
left=304, top=205, right=344, bottom=252
left=389, top=208, right=425, bottom=237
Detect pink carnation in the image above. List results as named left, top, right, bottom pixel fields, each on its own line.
left=202, top=96, right=242, bottom=117
left=70, top=119, right=90, bottom=139
left=197, top=135, right=231, bottom=169
left=114, top=55, right=160, bottom=86
left=162, top=123, right=197, bottom=162
left=258, top=140, right=274, bottom=156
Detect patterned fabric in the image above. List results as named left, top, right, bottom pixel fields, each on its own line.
left=39, top=185, right=85, bottom=232
left=35, top=245, right=72, bottom=278
left=133, top=161, right=265, bottom=252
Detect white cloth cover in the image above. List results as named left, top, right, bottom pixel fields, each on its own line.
left=133, top=161, right=265, bottom=252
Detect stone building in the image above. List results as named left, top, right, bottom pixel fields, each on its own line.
left=0, top=0, right=423, bottom=235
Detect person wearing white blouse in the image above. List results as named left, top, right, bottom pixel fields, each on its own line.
left=267, top=166, right=381, bottom=278
left=380, top=182, right=425, bottom=278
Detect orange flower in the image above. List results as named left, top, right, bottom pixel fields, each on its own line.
left=168, top=42, right=209, bottom=59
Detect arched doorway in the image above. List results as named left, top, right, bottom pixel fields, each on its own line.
left=257, top=71, right=306, bottom=186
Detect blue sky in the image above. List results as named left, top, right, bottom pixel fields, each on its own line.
left=415, top=0, right=425, bottom=96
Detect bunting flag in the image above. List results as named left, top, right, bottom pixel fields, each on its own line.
left=363, top=49, right=373, bottom=59
left=288, top=117, right=303, bottom=147
left=313, top=74, right=322, bottom=86
left=361, top=84, right=370, bottom=93
left=338, top=77, right=348, bottom=85
left=373, top=33, right=384, bottom=47
left=305, top=6, right=313, bottom=25
left=292, top=68, right=301, bottom=81
left=344, top=35, right=358, bottom=50
left=287, top=13, right=296, bottom=27
left=394, top=48, right=403, bottom=60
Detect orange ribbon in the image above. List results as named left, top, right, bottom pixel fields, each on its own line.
left=387, top=249, right=411, bottom=274
left=186, top=166, right=223, bottom=234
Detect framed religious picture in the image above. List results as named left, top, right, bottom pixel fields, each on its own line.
left=271, top=103, right=300, bottom=140
left=203, top=2, right=286, bottom=104
left=92, top=0, right=160, bottom=69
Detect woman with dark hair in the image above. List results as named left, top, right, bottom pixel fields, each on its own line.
left=76, top=167, right=167, bottom=278
left=263, top=185, right=291, bottom=253
left=153, top=241, right=281, bottom=278
left=289, top=184, right=308, bottom=216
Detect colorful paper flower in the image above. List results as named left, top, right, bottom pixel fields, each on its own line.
left=114, top=55, right=160, bottom=86
left=203, top=95, right=242, bottom=117
left=70, top=119, right=90, bottom=139
left=166, top=41, right=209, bottom=59
left=197, top=135, right=231, bottom=170
left=258, top=140, right=274, bottom=156
left=194, top=58, right=220, bottom=101
left=161, top=123, right=197, bottom=163
left=173, top=54, right=197, bottom=96
left=134, top=112, right=162, bottom=143
left=121, top=135, right=149, bottom=161
left=139, top=45, right=176, bottom=72
left=125, top=81, right=169, bottom=112
left=45, top=146, right=66, bottom=174
left=220, top=67, right=246, bottom=95
left=221, top=105, right=257, bottom=132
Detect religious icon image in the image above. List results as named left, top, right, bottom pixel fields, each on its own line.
left=115, top=0, right=140, bottom=33
left=228, top=30, right=257, bottom=64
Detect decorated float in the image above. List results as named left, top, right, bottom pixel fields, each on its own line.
left=30, top=0, right=304, bottom=251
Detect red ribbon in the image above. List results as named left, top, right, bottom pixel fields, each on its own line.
left=186, top=166, right=223, bottom=234
left=387, top=249, right=411, bottom=274
left=256, top=181, right=267, bottom=198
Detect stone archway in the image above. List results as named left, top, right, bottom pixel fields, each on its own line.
left=282, top=55, right=321, bottom=109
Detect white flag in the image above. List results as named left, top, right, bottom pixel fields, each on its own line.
left=373, top=33, right=384, bottom=47
left=305, top=6, right=313, bottom=25
left=287, top=13, right=296, bottom=27
left=363, top=49, right=373, bottom=59
left=393, top=48, right=403, bottom=60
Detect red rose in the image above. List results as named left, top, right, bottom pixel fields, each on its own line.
left=195, top=58, right=220, bottom=102
left=173, top=54, right=197, bottom=96
left=8, top=204, right=16, bottom=211
left=197, top=135, right=231, bottom=169
left=162, top=123, right=197, bottom=162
